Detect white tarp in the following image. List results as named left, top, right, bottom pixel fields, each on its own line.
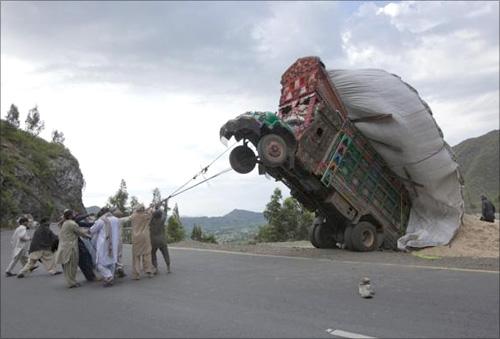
left=328, top=69, right=464, bottom=249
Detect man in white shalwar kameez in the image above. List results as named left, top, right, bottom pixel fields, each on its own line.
left=5, top=217, right=32, bottom=277
left=90, top=208, right=121, bottom=287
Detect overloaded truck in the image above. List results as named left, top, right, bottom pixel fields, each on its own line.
left=220, top=56, right=411, bottom=251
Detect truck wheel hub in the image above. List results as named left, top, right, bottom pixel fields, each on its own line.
left=267, top=142, right=283, bottom=158
left=362, top=230, right=374, bottom=247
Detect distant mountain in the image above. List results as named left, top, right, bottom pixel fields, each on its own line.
left=452, top=130, right=499, bottom=212
left=86, top=205, right=101, bottom=215
left=180, top=209, right=266, bottom=234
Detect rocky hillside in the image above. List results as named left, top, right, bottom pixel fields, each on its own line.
left=0, top=119, right=85, bottom=226
left=452, top=129, right=499, bottom=212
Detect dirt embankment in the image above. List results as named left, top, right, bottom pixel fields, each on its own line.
left=416, top=214, right=499, bottom=258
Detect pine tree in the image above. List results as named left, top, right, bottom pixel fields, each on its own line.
left=129, top=196, right=139, bottom=212
left=191, top=224, right=203, bottom=241
left=25, top=106, right=45, bottom=136
left=280, top=197, right=300, bottom=240
left=51, top=130, right=65, bottom=144
left=263, top=188, right=282, bottom=225
left=166, top=203, right=185, bottom=243
left=108, top=179, right=129, bottom=213
left=297, top=206, right=314, bottom=241
left=6, top=104, right=20, bottom=128
left=151, top=188, right=162, bottom=207
left=257, top=187, right=313, bottom=242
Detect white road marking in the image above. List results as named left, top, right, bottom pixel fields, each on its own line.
left=170, top=246, right=500, bottom=274
left=328, top=329, right=376, bottom=338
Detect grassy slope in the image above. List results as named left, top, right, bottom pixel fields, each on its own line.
left=452, top=130, right=499, bottom=212
left=0, top=120, right=76, bottom=224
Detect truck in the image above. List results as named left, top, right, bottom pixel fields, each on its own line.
left=219, top=56, right=411, bottom=251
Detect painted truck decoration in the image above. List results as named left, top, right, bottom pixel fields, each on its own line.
left=220, top=56, right=411, bottom=251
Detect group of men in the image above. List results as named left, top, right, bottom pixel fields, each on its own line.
left=5, top=203, right=171, bottom=289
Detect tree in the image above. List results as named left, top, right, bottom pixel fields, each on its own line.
left=280, top=197, right=300, bottom=240
left=297, top=206, right=314, bottom=241
left=172, top=203, right=181, bottom=220
left=263, top=188, right=282, bottom=225
left=191, top=224, right=203, bottom=241
left=151, top=188, right=162, bottom=207
left=201, top=232, right=217, bottom=244
left=190, top=224, right=217, bottom=243
left=6, top=104, right=20, bottom=128
left=166, top=203, right=185, bottom=243
left=25, top=106, right=45, bottom=136
left=256, top=224, right=278, bottom=242
left=256, top=187, right=314, bottom=242
left=108, top=179, right=129, bottom=213
left=51, top=130, right=65, bottom=144
left=129, top=196, right=140, bottom=212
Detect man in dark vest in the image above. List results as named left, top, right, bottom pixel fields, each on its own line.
left=480, top=195, right=496, bottom=223
left=17, top=217, right=61, bottom=278
left=75, top=212, right=97, bottom=281
left=150, top=205, right=171, bottom=274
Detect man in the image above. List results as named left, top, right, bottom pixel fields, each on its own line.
left=111, top=208, right=127, bottom=278
left=90, top=207, right=121, bottom=287
left=75, top=213, right=97, bottom=281
left=129, top=204, right=154, bottom=280
left=150, top=206, right=171, bottom=274
left=480, top=195, right=496, bottom=223
left=55, top=209, right=91, bottom=288
left=17, top=217, right=61, bottom=278
left=5, top=217, right=32, bottom=277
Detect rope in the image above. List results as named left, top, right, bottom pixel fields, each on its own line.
left=167, top=142, right=236, bottom=198
left=161, top=167, right=233, bottom=202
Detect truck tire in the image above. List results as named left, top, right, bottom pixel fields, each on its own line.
left=257, top=134, right=288, bottom=167
left=310, top=223, right=320, bottom=248
left=314, top=222, right=336, bottom=248
left=343, top=225, right=353, bottom=250
left=350, top=221, right=378, bottom=252
left=229, top=145, right=257, bottom=174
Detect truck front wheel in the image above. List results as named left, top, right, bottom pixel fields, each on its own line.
left=229, top=145, right=257, bottom=174
left=257, top=134, right=288, bottom=167
left=350, top=221, right=378, bottom=252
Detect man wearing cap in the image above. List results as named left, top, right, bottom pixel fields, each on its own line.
left=5, top=217, right=32, bottom=277
left=17, top=217, right=61, bottom=278
left=55, top=209, right=91, bottom=288
left=480, top=195, right=496, bottom=223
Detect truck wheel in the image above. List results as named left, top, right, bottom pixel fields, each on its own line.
left=314, top=222, right=336, bottom=248
left=257, top=134, right=288, bottom=167
left=343, top=226, right=353, bottom=250
left=310, top=223, right=320, bottom=248
left=350, top=221, right=378, bottom=252
left=229, top=145, right=257, bottom=174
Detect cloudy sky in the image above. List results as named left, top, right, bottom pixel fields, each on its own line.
left=1, top=1, right=498, bottom=216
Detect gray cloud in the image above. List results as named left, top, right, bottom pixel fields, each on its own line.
left=1, top=1, right=353, bottom=101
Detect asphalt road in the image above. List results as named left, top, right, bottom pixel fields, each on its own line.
left=1, top=230, right=499, bottom=338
